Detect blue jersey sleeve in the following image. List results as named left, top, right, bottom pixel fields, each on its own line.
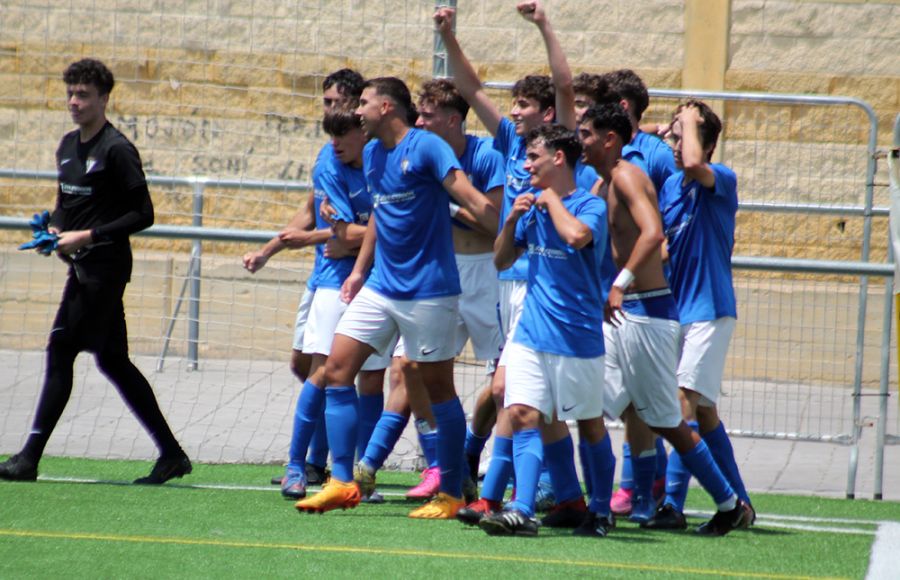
left=711, top=164, right=738, bottom=200
left=513, top=209, right=531, bottom=248
left=318, top=165, right=356, bottom=224
left=472, top=143, right=506, bottom=193
left=574, top=197, right=607, bottom=249
left=418, top=132, right=462, bottom=184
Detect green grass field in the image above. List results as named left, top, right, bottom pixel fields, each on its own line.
left=1, top=457, right=898, bottom=579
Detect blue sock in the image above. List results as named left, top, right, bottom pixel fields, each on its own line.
left=417, top=420, right=439, bottom=469
left=432, top=398, right=466, bottom=498
left=324, top=387, right=358, bottom=483
left=664, top=421, right=697, bottom=511
left=578, top=439, right=593, bottom=496
left=586, top=434, right=616, bottom=516
left=307, top=416, right=329, bottom=469
left=654, top=437, right=668, bottom=480
left=544, top=435, right=583, bottom=504
left=356, top=393, right=384, bottom=462
left=480, top=436, right=514, bottom=502
left=632, top=450, right=656, bottom=503
left=362, top=411, right=408, bottom=471
left=288, top=380, right=325, bottom=472
left=508, top=428, right=542, bottom=517
left=465, top=427, right=489, bottom=459
left=619, top=442, right=634, bottom=491
left=680, top=439, right=736, bottom=510
left=703, top=421, right=751, bottom=506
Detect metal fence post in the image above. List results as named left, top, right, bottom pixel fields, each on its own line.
left=188, top=178, right=205, bottom=371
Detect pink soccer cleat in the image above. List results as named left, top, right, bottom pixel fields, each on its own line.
left=406, top=466, right=441, bottom=500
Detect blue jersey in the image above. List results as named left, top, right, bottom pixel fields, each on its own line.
left=494, top=118, right=600, bottom=281
left=312, top=152, right=372, bottom=290
left=623, top=131, right=677, bottom=195
left=661, top=164, right=738, bottom=324
left=305, top=143, right=334, bottom=291
left=512, top=188, right=608, bottom=358
left=452, top=134, right=505, bottom=231
left=363, top=128, right=462, bottom=300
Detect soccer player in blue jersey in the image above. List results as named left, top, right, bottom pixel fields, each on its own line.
left=480, top=125, right=615, bottom=537
left=352, top=78, right=505, bottom=503
left=645, top=100, right=754, bottom=530
left=243, top=69, right=365, bottom=492
left=437, top=4, right=599, bottom=526
left=295, top=77, right=498, bottom=519
left=580, top=102, right=748, bottom=535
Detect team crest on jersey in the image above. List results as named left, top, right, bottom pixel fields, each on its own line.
left=85, top=157, right=98, bottom=173
left=401, top=159, right=411, bottom=174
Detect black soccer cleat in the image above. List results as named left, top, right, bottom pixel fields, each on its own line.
left=305, top=463, right=329, bottom=486
left=0, top=454, right=38, bottom=482
left=696, top=499, right=750, bottom=536
left=641, top=504, right=688, bottom=530
left=573, top=511, right=615, bottom=538
left=479, top=508, right=539, bottom=537
left=540, top=497, right=588, bottom=528
left=134, top=454, right=192, bottom=485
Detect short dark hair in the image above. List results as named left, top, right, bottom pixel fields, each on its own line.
left=418, top=78, right=469, bottom=119
left=602, top=69, right=649, bottom=120
left=573, top=72, right=609, bottom=103
left=674, top=99, right=722, bottom=158
left=63, top=59, right=115, bottom=95
left=583, top=102, right=632, bottom=145
left=526, top=124, right=582, bottom=169
left=323, top=68, right=365, bottom=100
left=364, top=76, right=417, bottom=125
left=512, top=75, right=555, bottom=112
left=323, top=107, right=362, bottom=137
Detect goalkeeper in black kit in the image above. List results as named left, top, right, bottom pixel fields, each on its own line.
left=0, top=58, right=191, bottom=485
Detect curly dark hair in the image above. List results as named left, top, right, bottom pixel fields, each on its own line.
left=323, top=68, right=365, bottom=100
left=601, top=69, right=649, bottom=120
left=525, top=124, right=582, bottom=169
left=573, top=72, right=609, bottom=104
left=582, top=102, right=632, bottom=145
left=511, top=74, right=554, bottom=112
left=63, top=59, right=115, bottom=95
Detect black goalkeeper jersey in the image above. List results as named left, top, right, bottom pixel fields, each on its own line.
left=52, top=122, right=154, bottom=283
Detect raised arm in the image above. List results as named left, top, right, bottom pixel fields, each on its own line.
left=678, top=105, right=715, bottom=188
left=435, top=7, right=504, bottom=136
left=518, top=1, right=575, bottom=130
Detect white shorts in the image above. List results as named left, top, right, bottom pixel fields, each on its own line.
left=602, top=321, right=631, bottom=419
left=303, top=288, right=392, bottom=371
left=291, top=286, right=315, bottom=351
left=677, top=317, right=736, bottom=406
left=456, top=253, right=503, bottom=361
left=616, top=312, right=683, bottom=429
left=336, top=286, right=459, bottom=363
left=497, top=279, right=527, bottom=367
left=504, top=341, right=605, bottom=423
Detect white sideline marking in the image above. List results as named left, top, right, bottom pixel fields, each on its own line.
left=866, top=522, right=900, bottom=580
left=33, top=476, right=889, bottom=537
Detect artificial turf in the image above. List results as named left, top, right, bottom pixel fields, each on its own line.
left=1, top=456, right=897, bottom=579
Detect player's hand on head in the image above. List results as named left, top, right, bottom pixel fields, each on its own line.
left=678, top=105, right=702, bottom=125
left=434, top=7, right=455, bottom=32
left=242, top=251, right=268, bottom=273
